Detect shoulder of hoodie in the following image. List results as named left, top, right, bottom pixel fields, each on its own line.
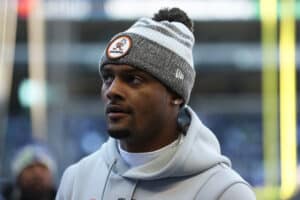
left=218, top=166, right=256, bottom=200
left=195, top=164, right=256, bottom=200
left=218, top=182, right=256, bottom=200
left=56, top=147, right=106, bottom=196
left=63, top=145, right=106, bottom=177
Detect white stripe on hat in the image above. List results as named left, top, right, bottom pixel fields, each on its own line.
left=124, top=18, right=194, bottom=68
left=136, top=18, right=194, bottom=46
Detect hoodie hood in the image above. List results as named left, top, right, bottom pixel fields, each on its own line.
left=103, top=106, right=230, bottom=180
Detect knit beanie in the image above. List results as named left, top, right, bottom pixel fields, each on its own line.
left=11, top=144, right=57, bottom=179
left=99, top=17, right=196, bottom=103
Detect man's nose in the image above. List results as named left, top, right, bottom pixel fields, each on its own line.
left=105, top=78, right=125, bottom=101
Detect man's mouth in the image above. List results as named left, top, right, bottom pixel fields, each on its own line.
left=105, top=105, right=130, bottom=120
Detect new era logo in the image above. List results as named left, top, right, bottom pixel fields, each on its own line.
left=175, top=68, right=184, bottom=80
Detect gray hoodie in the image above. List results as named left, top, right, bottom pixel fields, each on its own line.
left=56, top=107, right=256, bottom=200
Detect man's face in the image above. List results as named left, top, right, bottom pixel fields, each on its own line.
left=18, top=162, right=54, bottom=198
left=101, top=64, right=174, bottom=145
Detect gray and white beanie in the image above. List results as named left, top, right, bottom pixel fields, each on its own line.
left=99, top=17, right=196, bottom=103
left=11, top=144, right=57, bottom=179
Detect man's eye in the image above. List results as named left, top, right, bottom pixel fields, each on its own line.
left=125, top=75, right=143, bottom=85
left=102, top=74, right=114, bottom=84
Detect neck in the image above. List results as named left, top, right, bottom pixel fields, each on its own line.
left=121, top=132, right=180, bottom=153
left=120, top=117, right=180, bottom=153
left=120, top=105, right=182, bottom=152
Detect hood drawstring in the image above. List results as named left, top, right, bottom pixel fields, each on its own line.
left=130, top=180, right=139, bottom=200
left=101, top=159, right=117, bottom=200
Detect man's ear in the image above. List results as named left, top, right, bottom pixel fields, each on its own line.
left=170, top=92, right=184, bottom=106
left=166, top=88, right=184, bottom=106
left=172, top=99, right=184, bottom=105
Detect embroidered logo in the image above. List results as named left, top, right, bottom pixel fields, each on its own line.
left=175, top=68, right=184, bottom=80
left=106, top=35, right=132, bottom=59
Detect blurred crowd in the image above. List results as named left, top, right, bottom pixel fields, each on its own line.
left=1, top=144, right=56, bottom=200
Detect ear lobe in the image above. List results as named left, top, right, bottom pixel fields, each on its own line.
left=168, top=90, right=183, bottom=105
left=173, top=99, right=183, bottom=105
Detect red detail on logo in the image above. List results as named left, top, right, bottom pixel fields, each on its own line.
left=113, top=38, right=127, bottom=52
left=106, top=35, right=132, bottom=59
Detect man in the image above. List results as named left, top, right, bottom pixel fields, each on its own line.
left=2, top=144, right=57, bottom=200
left=56, top=8, right=256, bottom=200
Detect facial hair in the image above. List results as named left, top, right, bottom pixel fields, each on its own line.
left=107, top=129, right=131, bottom=139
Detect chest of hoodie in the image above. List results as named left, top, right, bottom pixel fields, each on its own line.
left=101, top=167, right=223, bottom=200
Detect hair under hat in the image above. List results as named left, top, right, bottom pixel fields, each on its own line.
left=99, top=9, right=196, bottom=103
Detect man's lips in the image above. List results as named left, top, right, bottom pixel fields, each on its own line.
left=105, top=105, right=130, bottom=120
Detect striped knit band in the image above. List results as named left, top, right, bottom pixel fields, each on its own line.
left=100, top=17, right=196, bottom=103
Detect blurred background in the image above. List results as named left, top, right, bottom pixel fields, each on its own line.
left=0, top=0, right=299, bottom=199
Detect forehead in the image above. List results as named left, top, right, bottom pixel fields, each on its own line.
left=23, top=162, right=49, bottom=171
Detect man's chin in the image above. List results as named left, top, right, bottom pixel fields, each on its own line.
left=107, top=128, right=131, bottom=139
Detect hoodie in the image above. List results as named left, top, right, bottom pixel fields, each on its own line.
left=56, top=107, right=256, bottom=200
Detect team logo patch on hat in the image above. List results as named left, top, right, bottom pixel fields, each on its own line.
left=106, top=35, right=132, bottom=59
